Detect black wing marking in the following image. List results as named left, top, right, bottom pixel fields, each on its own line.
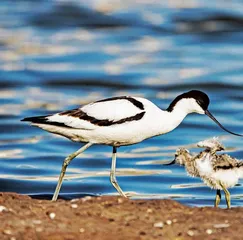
left=95, top=96, right=144, bottom=110
left=22, top=110, right=146, bottom=128
left=213, top=154, right=241, bottom=170
left=59, top=109, right=146, bottom=126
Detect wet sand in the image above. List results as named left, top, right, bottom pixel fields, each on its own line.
left=0, top=192, right=242, bottom=240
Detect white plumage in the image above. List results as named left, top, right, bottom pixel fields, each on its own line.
left=21, top=90, right=243, bottom=201
left=194, top=153, right=241, bottom=190
left=31, top=97, right=188, bottom=145
left=82, top=98, right=142, bottom=121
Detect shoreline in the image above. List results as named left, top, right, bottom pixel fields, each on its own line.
left=0, top=192, right=242, bottom=240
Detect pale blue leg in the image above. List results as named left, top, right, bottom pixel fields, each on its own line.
left=52, top=142, right=93, bottom=201
left=110, top=147, right=127, bottom=197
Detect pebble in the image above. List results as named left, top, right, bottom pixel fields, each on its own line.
left=117, top=198, right=123, bottom=204
left=49, top=212, right=56, bottom=220
left=206, top=229, right=213, bottom=235
left=82, top=196, right=92, bottom=202
left=0, top=205, right=8, bottom=212
left=20, top=220, right=26, bottom=225
left=139, top=231, right=146, bottom=235
left=58, top=223, right=67, bottom=229
left=36, top=227, right=43, bottom=232
left=166, top=220, right=172, bottom=225
left=146, top=208, right=153, bottom=213
left=187, top=230, right=194, bottom=237
left=3, top=229, right=12, bottom=235
left=102, top=201, right=113, bottom=207
left=153, top=222, right=164, bottom=228
left=79, top=228, right=85, bottom=233
left=32, top=220, right=42, bottom=225
left=213, top=223, right=230, bottom=229
left=71, top=204, right=78, bottom=209
left=70, top=198, right=79, bottom=203
left=10, top=237, right=16, bottom=240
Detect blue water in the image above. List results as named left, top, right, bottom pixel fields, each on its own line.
left=1, top=0, right=243, bottom=207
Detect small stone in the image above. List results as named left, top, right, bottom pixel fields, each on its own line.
left=213, top=223, right=230, bottom=229
left=153, top=222, right=164, bottom=228
left=79, top=228, right=85, bottom=233
left=118, top=198, right=123, bottom=204
left=146, top=208, right=153, bottom=213
left=103, top=201, right=113, bottom=207
left=8, top=208, right=15, bottom=213
left=20, top=220, right=26, bottom=225
left=70, top=198, right=79, bottom=203
left=3, top=229, right=12, bottom=235
left=49, top=212, right=56, bottom=219
left=71, top=204, right=78, bottom=209
left=187, top=230, right=194, bottom=237
left=172, top=219, right=178, bottom=223
left=0, top=205, right=8, bottom=212
left=36, top=227, right=43, bottom=232
left=166, top=220, right=172, bottom=225
left=57, top=223, right=67, bottom=229
left=82, top=196, right=92, bottom=202
left=10, top=237, right=16, bottom=240
left=32, top=220, right=42, bottom=225
left=206, top=229, right=213, bottom=235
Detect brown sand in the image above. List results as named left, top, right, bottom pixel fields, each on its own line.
left=0, top=192, right=242, bottom=240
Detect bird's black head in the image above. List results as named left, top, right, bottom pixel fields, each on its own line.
left=167, top=90, right=210, bottom=113
left=184, top=90, right=210, bottom=111
left=167, top=89, right=243, bottom=137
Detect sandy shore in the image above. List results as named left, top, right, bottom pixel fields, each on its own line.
left=0, top=192, right=242, bottom=240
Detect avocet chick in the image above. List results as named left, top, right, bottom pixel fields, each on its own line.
left=171, top=138, right=243, bottom=208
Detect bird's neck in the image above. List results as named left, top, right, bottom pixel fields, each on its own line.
left=186, top=159, right=200, bottom=177
left=158, top=107, right=189, bottom=134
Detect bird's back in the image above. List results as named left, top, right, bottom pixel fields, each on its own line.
left=21, top=96, right=165, bottom=145
left=196, top=152, right=242, bottom=189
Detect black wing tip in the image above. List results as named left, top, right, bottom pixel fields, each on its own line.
left=21, top=117, right=33, bottom=122
left=21, top=116, right=48, bottom=123
left=21, top=115, right=74, bottom=128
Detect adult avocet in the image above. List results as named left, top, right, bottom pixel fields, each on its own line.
left=21, top=90, right=243, bottom=201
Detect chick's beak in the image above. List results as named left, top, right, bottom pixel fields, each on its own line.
left=165, top=159, right=176, bottom=165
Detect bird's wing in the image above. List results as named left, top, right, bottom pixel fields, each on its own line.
left=212, top=154, right=237, bottom=170
left=22, top=96, right=146, bottom=130
left=81, top=96, right=145, bottom=120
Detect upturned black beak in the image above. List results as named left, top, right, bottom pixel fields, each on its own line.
left=205, top=110, right=243, bottom=137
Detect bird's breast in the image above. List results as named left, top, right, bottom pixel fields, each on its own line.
left=195, top=154, right=214, bottom=176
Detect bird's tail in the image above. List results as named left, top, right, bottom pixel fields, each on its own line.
left=197, top=137, right=225, bottom=154
left=21, top=115, right=50, bottom=124
left=236, top=161, right=243, bottom=178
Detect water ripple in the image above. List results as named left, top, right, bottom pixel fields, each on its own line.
left=0, top=0, right=243, bottom=206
